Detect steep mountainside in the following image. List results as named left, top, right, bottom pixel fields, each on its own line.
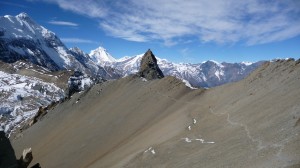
left=12, top=59, right=300, bottom=168
left=0, top=13, right=120, bottom=79
left=0, top=13, right=81, bottom=71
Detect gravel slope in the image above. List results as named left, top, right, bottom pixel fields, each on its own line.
left=12, top=59, right=300, bottom=168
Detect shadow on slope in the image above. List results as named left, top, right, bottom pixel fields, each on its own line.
left=0, top=131, right=40, bottom=168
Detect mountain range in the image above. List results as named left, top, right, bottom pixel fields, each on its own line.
left=1, top=13, right=264, bottom=88
left=0, top=13, right=268, bottom=136
left=96, top=52, right=264, bottom=87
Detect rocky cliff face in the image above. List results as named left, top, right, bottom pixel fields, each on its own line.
left=138, top=49, right=164, bottom=80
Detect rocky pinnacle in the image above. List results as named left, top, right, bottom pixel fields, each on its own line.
left=138, top=49, right=164, bottom=80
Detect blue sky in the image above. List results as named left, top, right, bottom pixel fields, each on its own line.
left=1, top=0, right=300, bottom=63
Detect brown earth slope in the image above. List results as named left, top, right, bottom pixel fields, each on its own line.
left=12, top=59, right=300, bottom=168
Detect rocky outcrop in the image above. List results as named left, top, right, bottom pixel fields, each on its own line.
left=18, top=148, right=33, bottom=168
left=138, top=49, right=164, bottom=80
left=29, top=101, right=60, bottom=126
left=66, top=71, right=94, bottom=98
left=0, top=131, right=18, bottom=168
left=0, top=131, right=39, bottom=168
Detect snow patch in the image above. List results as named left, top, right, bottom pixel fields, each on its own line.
left=182, top=137, right=215, bottom=144
left=141, top=77, right=147, bottom=82
left=241, top=62, right=253, bottom=66
left=181, top=79, right=197, bottom=89
left=182, top=137, right=192, bottom=143
left=144, top=147, right=156, bottom=155
left=195, top=138, right=205, bottom=143
left=215, top=69, right=224, bottom=80
left=0, top=71, right=64, bottom=135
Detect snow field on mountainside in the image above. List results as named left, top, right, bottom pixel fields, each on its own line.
left=0, top=71, right=64, bottom=135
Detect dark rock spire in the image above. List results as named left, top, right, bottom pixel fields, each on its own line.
left=138, top=49, right=164, bottom=80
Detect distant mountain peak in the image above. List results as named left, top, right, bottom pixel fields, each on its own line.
left=16, top=12, right=29, bottom=19
left=138, top=49, right=164, bottom=80
left=89, top=46, right=116, bottom=65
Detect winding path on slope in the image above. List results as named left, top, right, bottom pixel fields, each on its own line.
left=142, top=81, right=298, bottom=167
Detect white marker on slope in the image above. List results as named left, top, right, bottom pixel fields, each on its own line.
left=195, top=138, right=204, bottom=143
left=182, top=137, right=192, bottom=143
left=206, top=141, right=215, bottom=144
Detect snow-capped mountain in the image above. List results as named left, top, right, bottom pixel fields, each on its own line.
left=91, top=51, right=264, bottom=87
left=113, top=54, right=144, bottom=76
left=89, top=46, right=116, bottom=66
left=70, top=47, right=122, bottom=79
left=0, top=13, right=120, bottom=79
left=0, top=13, right=84, bottom=71
left=159, top=59, right=263, bottom=87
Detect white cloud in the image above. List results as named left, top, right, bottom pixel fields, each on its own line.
left=0, top=1, right=27, bottom=8
left=40, top=0, right=300, bottom=46
left=48, top=20, right=78, bottom=26
left=61, top=38, right=95, bottom=43
left=38, top=0, right=108, bottom=18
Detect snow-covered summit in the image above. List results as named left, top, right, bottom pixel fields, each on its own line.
left=202, top=60, right=225, bottom=68
left=89, top=46, right=116, bottom=65
left=1, top=13, right=54, bottom=41
left=16, top=12, right=30, bottom=19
